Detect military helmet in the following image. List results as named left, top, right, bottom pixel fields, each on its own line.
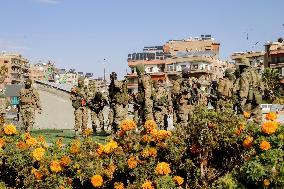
left=89, top=80, right=96, bottom=86
left=237, top=57, right=251, bottom=67
left=225, top=68, right=234, bottom=75
left=182, top=67, right=191, bottom=78
left=25, top=79, right=32, bottom=85
left=135, top=64, right=145, bottom=76
left=110, top=72, right=117, bottom=80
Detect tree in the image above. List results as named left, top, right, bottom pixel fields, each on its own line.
left=262, top=68, right=281, bottom=102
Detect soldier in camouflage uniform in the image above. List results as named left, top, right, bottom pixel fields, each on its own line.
left=136, top=64, right=154, bottom=124
left=171, top=73, right=183, bottom=123
left=207, top=80, right=219, bottom=109
left=0, top=65, right=8, bottom=128
left=19, top=79, right=41, bottom=132
left=235, top=58, right=264, bottom=124
left=152, top=81, right=172, bottom=130
left=174, top=68, right=194, bottom=127
left=217, top=68, right=235, bottom=110
left=108, top=72, right=128, bottom=133
left=70, top=77, right=88, bottom=136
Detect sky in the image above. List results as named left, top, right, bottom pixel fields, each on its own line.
left=0, top=0, right=283, bottom=79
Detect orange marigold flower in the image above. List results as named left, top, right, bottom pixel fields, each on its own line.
left=50, top=160, right=62, bottom=173
left=3, top=124, right=17, bottom=135
left=0, top=138, right=5, bottom=148
left=108, top=163, right=117, bottom=173
left=104, top=140, right=118, bottom=154
left=59, top=186, right=66, bottom=189
left=26, top=137, right=38, bottom=146
left=70, top=144, right=80, bottom=154
left=56, top=138, right=64, bottom=148
left=83, top=128, right=93, bottom=137
left=114, top=182, right=124, bottom=189
left=144, top=120, right=157, bottom=133
left=32, top=168, right=43, bottom=181
left=262, top=121, right=278, bottom=135
left=24, top=132, right=31, bottom=139
left=141, top=149, right=150, bottom=158
left=142, top=180, right=154, bottom=189
left=235, top=123, right=245, bottom=136
left=243, top=111, right=251, bottom=119
left=60, top=156, right=72, bottom=167
left=173, top=176, right=184, bottom=186
left=265, top=112, right=277, bottom=121
left=263, top=179, right=270, bottom=187
left=148, top=148, right=157, bottom=158
left=91, top=175, right=103, bottom=187
left=150, top=128, right=158, bottom=137
left=260, top=141, right=271, bottom=151
left=157, top=130, right=172, bottom=140
left=32, top=147, right=46, bottom=161
left=127, top=157, right=138, bottom=169
left=155, top=162, right=171, bottom=175
left=96, top=143, right=104, bottom=156
left=120, top=119, right=136, bottom=132
left=38, top=135, right=47, bottom=145
left=141, top=135, right=151, bottom=143
left=243, top=136, right=253, bottom=149
left=17, top=141, right=28, bottom=150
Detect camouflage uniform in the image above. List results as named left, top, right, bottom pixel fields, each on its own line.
left=171, top=74, right=182, bottom=123
left=174, top=68, right=194, bottom=127
left=152, top=82, right=172, bottom=130
left=0, top=90, right=7, bottom=128
left=19, top=79, right=41, bottom=132
left=70, top=77, right=88, bottom=135
left=208, top=81, right=218, bottom=109
left=108, top=72, right=128, bottom=133
left=136, top=64, right=154, bottom=124
left=236, top=58, right=264, bottom=124
left=217, top=68, right=235, bottom=110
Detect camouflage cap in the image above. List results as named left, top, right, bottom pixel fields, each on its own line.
left=78, top=76, right=85, bottom=82
left=237, top=58, right=251, bottom=67
left=89, top=80, right=96, bottom=85
left=25, top=79, right=32, bottom=85
left=135, top=64, right=145, bottom=75
left=225, top=68, right=235, bottom=75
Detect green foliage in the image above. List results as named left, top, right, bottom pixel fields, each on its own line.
left=262, top=68, right=281, bottom=102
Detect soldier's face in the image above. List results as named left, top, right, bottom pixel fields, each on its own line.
left=78, top=80, right=84, bottom=87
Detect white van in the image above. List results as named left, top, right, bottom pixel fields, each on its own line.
left=261, top=104, right=272, bottom=114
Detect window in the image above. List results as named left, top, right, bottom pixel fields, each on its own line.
left=4, top=60, right=8, bottom=63
left=181, top=65, right=186, bottom=70
left=192, top=64, right=198, bottom=70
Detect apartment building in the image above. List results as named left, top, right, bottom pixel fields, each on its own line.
left=231, top=51, right=265, bottom=74
left=0, top=53, right=29, bottom=89
left=127, top=35, right=226, bottom=91
left=264, top=41, right=284, bottom=77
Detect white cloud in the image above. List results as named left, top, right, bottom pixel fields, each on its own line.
left=36, top=0, right=62, bottom=4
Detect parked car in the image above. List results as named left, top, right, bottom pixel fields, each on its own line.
left=261, top=104, right=272, bottom=114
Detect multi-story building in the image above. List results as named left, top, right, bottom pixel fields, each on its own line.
left=231, top=51, right=265, bottom=74
left=127, top=35, right=226, bottom=92
left=0, top=53, right=29, bottom=89
left=264, top=41, right=284, bottom=77
left=29, top=63, right=46, bottom=81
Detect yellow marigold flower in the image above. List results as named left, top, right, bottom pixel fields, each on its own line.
left=155, top=162, right=171, bottom=175
left=0, top=138, right=5, bottom=148
left=173, top=176, right=184, bottom=186
left=50, top=160, right=62, bottom=173
left=144, top=120, right=157, bottom=133
left=26, top=137, right=38, bottom=146
left=70, top=144, right=80, bottom=154
left=3, top=124, right=17, bottom=135
left=262, top=121, right=278, bottom=135
left=120, top=119, right=136, bottom=132
left=83, top=128, right=93, bottom=137
left=32, top=147, right=45, bottom=161
left=96, top=143, right=104, bottom=156
left=104, top=140, right=118, bottom=154
left=59, top=186, right=66, bottom=189
left=38, top=135, right=46, bottom=144
left=108, top=163, right=117, bottom=173
left=114, top=182, right=124, bottom=189
left=148, top=148, right=157, bottom=158
left=91, top=175, right=103, bottom=187
left=243, top=136, right=253, bottom=149
left=24, top=132, right=31, bottom=139
left=150, top=129, right=158, bottom=137
left=263, top=179, right=270, bottom=187
left=31, top=168, right=43, bottom=181
left=56, top=138, right=64, bottom=148
left=141, top=135, right=151, bottom=143
left=243, top=111, right=251, bottom=119
left=60, top=156, right=72, bottom=167
left=127, top=157, right=138, bottom=169
left=157, top=130, right=172, bottom=140
left=142, top=180, right=154, bottom=189
left=17, top=141, right=28, bottom=150
left=260, top=141, right=271, bottom=151
left=141, top=149, right=150, bottom=158
left=265, top=112, right=277, bottom=121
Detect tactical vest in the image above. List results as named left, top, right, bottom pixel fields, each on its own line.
left=20, top=89, right=34, bottom=104
left=72, top=87, right=87, bottom=109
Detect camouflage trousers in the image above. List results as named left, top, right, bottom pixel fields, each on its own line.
left=74, top=107, right=88, bottom=131
left=109, top=103, right=127, bottom=133
left=153, top=106, right=168, bottom=130
left=90, top=109, right=104, bottom=132
left=176, top=105, right=193, bottom=127
left=243, top=102, right=262, bottom=125
left=0, top=113, right=5, bottom=130
left=20, top=106, right=35, bottom=132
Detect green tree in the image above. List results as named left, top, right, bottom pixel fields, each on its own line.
left=262, top=68, right=281, bottom=102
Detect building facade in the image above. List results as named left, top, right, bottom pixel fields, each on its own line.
left=264, top=41, right=284, bottom=77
